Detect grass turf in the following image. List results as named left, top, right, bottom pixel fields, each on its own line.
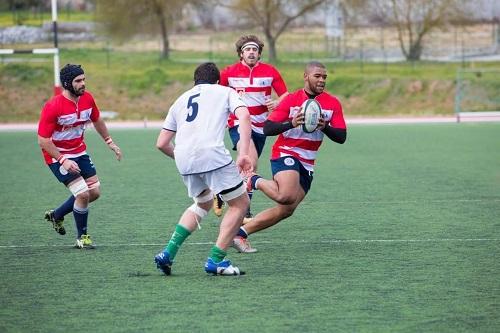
left=0, top=123, right=499, bottom=332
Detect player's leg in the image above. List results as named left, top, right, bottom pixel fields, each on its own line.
left=72, top=155, right=98, bottom=249
left=155, top=174, right=212, bottom=276
left=237, top=156, right=313, bottom=252
left=244, top=192, right=304, bottom=234
left=44, top=158, right=83, bottom=236
left=228, top=126, right=259, bottom=219
left=250, top=169, right=302, bottom=205
left=204, top=163, right=248, bottom=275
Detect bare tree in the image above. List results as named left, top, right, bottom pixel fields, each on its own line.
left=367, top=0, right=465, bottom=61
left=95, top=0, right=185, bottom=59
left=222, top=0, right=326, bottom=62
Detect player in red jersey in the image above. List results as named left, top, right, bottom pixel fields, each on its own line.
left=215, top=35, right=289, bottom=252
left=38, top=64, right=122, bottom=249
left=233, top=61, right=347, bottom=251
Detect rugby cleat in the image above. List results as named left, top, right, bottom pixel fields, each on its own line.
left=204, top=258, right=245, bottom=276
left=232, top=236, right=257, bottom=253
left=212, top=194, right=225, bottom=217
left=44, top=210, right=66, bottom=235
left=154, top=251, right=173, bottom=276
left=75, top=234, right=95, bottom=249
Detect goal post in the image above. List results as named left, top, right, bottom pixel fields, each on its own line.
left=0, top=0, right=60, bottom=95
left=455, top=68, right=500, bottom=122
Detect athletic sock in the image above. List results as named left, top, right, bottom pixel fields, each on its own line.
left=237, top=227, right=248, bottom=238
left=54, top=195, right=75, bottom=221
left=209, top=246, right=227, bottom=264
left=73, top=204, right=89, bottom=239
left=165, top=224, right=191, bottom=260
left=250, top=174, right=262, bottom=190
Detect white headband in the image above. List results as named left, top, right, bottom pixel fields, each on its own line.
left=241, top=42, right=260, bottom=51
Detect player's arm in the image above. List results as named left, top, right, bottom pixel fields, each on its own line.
left=234, top=106, right=251, bottom=156
left=93, top=117, right=122, bottom=161
left=320, top=99, right=347, bottom=144
left=264, top=102, right=304, bottom=136
left=37, top=135, right=81, bottom=173
left=321, top=124, right=346, bottom=144
left=234, top=106, right=253, bottom=175
left=38, top=104, right=80, bottom=173
left=156, top=129, right=175, bottom=159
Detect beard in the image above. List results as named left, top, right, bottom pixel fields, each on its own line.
left=74, top=86, right=85, bottom=96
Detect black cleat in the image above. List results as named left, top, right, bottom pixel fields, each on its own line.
left=44, top=210, right=66, bottom=235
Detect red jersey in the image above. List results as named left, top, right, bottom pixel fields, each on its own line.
left=268, top=89, right=346, bottom=171
left=220, top=61, right=287, bottom=134
left=38, top=92, right=100, bottom=164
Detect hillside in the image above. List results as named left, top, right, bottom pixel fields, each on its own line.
left=0, top=48, right=498, bottom=122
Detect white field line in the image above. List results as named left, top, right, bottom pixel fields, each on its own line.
left=1, top=238, right=499, bottom=249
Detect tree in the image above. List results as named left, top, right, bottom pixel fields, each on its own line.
left=95, top=0, right=185, bottom=59
left=367, top=0, right=466, bottom=61
left=222, top=0, right=326, bottom=62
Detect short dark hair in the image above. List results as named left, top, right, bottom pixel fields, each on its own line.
left=194, top=62, right=220, bottom=84
left=305, top=61, right=326, bottom=73
left=235, top=35, right=264, bottom=56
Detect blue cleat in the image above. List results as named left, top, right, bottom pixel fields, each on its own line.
left=154, top=251, right=172, bottom=276
left=204, top=258, right=245, bottom=276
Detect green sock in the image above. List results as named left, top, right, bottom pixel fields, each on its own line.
left=165, top=224, right=191, bottom=260
left=209, top=246, right=227, bottom=264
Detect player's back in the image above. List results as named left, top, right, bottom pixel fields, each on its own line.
left=167, top=84, right=241, bottom=175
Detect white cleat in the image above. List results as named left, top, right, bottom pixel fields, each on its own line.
left=232, top=236, right=257, bottom=253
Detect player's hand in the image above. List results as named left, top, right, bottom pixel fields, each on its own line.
left=109, top=143, right=122, bottom=161
left=265, top=98, right=276, bottom=112
left=236, top=154, right=253, bottom=177
left=317, top=114, right=327, bottom=131
left=62, top=159, right=81, bottom=174
left=291, top=107, right=305, bottom=127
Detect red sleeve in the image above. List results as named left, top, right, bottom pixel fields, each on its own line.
left=219, top=67, right=229, bottom=87
left=90, top=96, right=100, bottom=122
left=37, top=101, right=57, bottom=138
left=330, top=97, right=346, bottom=130
left=271, top=67, right=287, bottom=97
left=268, top=94, right=293, bottom=122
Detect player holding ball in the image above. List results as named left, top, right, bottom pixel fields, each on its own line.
left=234, top=61, right=347, bottom=251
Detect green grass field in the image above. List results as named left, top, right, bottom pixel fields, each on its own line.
left=1, top=123, right=499, bottom=332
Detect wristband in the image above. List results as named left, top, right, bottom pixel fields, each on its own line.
left=57, top=155, right=67, bottom=164
left=104, top=136, right=114, bottom=145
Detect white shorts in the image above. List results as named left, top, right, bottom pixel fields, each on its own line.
left=182, top=161, right=244, bottom=199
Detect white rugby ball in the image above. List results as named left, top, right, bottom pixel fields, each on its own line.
left=301, top=99, right=321, bottom=133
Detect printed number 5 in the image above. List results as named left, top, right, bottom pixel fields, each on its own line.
left=186, top=93, right=200, bottom=122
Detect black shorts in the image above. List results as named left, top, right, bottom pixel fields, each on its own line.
left=270, top=156, right=313, bottom=194
left=228, top=126, right=267, bottom=157
left=48, top=154, right=97, bottom=186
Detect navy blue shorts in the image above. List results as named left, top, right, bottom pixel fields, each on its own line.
left=48, top=154, right=97, bottom=186
left=270, top=156, right=313, bottom=194
left=229, top=126, right=267, bottom=157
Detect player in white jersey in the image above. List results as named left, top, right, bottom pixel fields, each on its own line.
left=154, top=62, right=254, bottom=276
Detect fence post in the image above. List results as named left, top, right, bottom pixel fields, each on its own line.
left=454, top=69, right=462, bottom=123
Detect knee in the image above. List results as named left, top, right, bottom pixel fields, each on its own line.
left=275, top=193, right=296, bottom=205
left=76, top=190, right=90, bottom=203
left=90, top=188, right=100, bottom=201
left=279, top=207, right=295, bottom=220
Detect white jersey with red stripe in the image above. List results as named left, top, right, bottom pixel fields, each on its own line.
left=267, top=89, right=346, bottom=172
left=38, top=92, right=100, bottom=164
left=220, top=61, right=287, bottom=134
left=162, top=84, right=246, bottom=176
